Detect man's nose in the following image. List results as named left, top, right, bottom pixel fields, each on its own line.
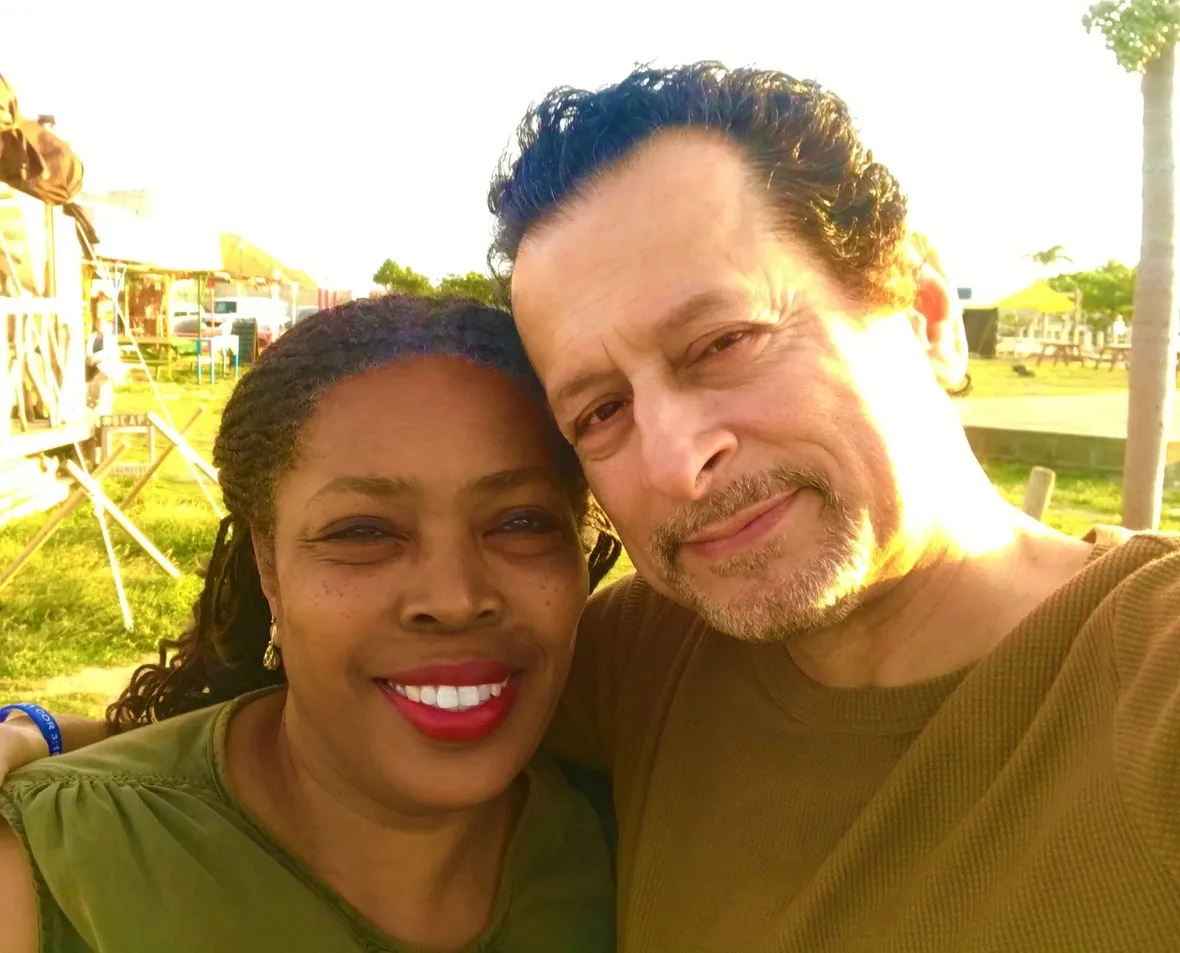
left=399, top=534, right=505, bottom=633
left=632, top=383, right=736, bottom=501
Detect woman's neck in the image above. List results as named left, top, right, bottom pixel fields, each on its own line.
left=226, top=691, right=525, bottom=951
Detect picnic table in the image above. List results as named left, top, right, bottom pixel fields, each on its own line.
left=1035, top=342, right=1084, bottom=366
left=1093, top=344, right=1131, bottom=370
left=196, top=334, right=240, bottom=385
left=119, top=336, right=189, bottom=379
left=1093, top=343, right=1180, bottom=376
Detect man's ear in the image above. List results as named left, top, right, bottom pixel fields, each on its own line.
left=250, top=527, right=280, bottom=613
left=910, top=256, right=969, bottom=389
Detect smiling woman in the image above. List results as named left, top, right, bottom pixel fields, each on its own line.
left=0, top=295, right=619, bottom=953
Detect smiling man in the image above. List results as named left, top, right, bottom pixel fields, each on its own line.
left=492, top=63, right=1180, bottom=951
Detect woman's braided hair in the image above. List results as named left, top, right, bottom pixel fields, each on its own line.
left=108, top=294, right=621, bottom=730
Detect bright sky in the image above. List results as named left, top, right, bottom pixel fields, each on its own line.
left=6, top=0, right=1142, bottom=299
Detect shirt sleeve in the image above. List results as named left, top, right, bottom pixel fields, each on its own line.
left=544, top=573, right=703, bottom=775
left=1111, top=543, right=1180, bottom=888
left=544, top=575, right=643, bottom=772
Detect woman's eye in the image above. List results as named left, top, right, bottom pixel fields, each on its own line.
left=495, top=511, right=557, bottom=534
left=322, top=522, right=393, bottom=542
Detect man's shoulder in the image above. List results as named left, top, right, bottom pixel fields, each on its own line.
left=1077, top=528, right=1180, bottom=882
left=581, top=571, right=705, bottom=659
left=1082, top=527, right=1180, bottom=674
left=584, top=570, right=699, bottom=627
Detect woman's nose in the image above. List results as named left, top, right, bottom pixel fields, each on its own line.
left=398, top=536, right=505, bottom=633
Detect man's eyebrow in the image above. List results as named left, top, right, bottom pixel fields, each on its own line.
left=550, top=290, right=741, bottom=410
left=309, top=475, right=422, bottom=502
left=551, top=370, right=623, bottom=411
left=652, top=289, right=740, bottom=337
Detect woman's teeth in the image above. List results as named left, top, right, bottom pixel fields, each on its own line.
left=386, top=679, right=509, bottom=711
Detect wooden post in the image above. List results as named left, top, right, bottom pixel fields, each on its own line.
left=95, top=496, right=134, bottom=631
left=0, top=445, right=128, bottom=592
left=1022, top=466, right=1057, bottom=521
left=63, top=460, right=180, bottom=578
left=146, top=411, right=219, bottom=483
left=163, top=272, right=174, bottom=338
left=120, top=407, right=204, bottom=508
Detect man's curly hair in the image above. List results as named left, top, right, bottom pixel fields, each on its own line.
left=488, top=62, right=915, bottom=310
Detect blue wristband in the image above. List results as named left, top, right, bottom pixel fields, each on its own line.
left=0, top=703, right=64, bottom=756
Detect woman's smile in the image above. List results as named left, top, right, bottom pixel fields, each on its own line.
left=373, top=657, right=520, bottom=743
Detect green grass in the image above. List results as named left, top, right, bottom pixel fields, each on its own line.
left=969, top=357, right=1131, bottom=399
left=983, top=460, right=1180, bottom=537
left=0, top=369, right=1174, bottom=719
left=601, top=550, right=636, bottom=588
left=0, top=380, right=234, bottom=715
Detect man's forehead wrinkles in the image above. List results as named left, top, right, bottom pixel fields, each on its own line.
left=614, top=310, right=650, bottom=351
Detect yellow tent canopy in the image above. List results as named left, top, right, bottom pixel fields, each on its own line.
left=990, top=280, right=1078, bottom=314
left=219, top=233, right=316, bottom=287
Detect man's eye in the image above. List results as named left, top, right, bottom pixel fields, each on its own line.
left=697, top=330, right=752, bottom=360
left=576, top=398, right=629, bottom=436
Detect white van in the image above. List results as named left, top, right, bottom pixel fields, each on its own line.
left=213, top=297, right=290, bottom=347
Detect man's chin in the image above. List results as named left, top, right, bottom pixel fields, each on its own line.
left=669, top=553, right=862, bottom=643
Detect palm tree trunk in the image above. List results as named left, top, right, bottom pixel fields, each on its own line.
left=1122, top=41, right=1177, bottom=531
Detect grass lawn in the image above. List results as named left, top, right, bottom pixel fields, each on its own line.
left=0, top=363, right=1174, bottom=718
left=0, top=378, right=234, bottom=717
left=969, top=356, right=1131, bottom=399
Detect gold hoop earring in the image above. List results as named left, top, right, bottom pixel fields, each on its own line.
left=946, top=372, right=973, bottom=398
left=262, top=620, right=282, bottom=671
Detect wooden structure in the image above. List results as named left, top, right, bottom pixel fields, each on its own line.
left=0, top=188, right=88, bottom=448
left=0, top=187, right=88, bottom=520
left=0, top=76, right=222, bottom=626
left=0, top=407, right=216, bottom=630
left=1022, top=467, right=1057, bottom=521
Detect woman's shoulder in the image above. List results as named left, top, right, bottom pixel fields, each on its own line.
left=2, top=700, right=227, bottom=797
left=0, top=697, right=382, bottom=952
left=503, top=754, right=616, bottom=951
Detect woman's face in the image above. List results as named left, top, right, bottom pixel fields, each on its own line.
left=261, top=357, right=589, bottom=814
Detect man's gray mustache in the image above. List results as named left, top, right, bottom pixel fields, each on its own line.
left=650, top=465, right=832, bottom=567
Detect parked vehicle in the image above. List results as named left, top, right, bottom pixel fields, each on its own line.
left=169, top=304, right=227, bottom=338
left=213, top=297, right=289, bottom=348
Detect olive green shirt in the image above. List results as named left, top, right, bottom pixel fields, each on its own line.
left=0, top=692, right=615, bottom=952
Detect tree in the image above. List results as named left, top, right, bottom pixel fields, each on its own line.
left=1084, top=0, right=1180, bottom=530
left=372, top=259, right=434, bottom=297
left=1026, top=245, right=1079, bottom=340
left=1027, top=245, right=1074, bottom=267
left=1048, top=261, right=1137, bottom=332
left=436, top=271, right=508, bottom=308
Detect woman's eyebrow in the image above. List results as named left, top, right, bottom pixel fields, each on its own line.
left=467, top=466, right=555, bottom=495
left=309, top=475, right=422, bottom=502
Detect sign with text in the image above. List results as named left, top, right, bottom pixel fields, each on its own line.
left=99, top=414, right=150, bottom=430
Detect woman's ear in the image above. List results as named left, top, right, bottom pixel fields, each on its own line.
left=250, top=527, right=280, bottom=614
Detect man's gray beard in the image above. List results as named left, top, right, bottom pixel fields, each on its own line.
left=653, top=467, right=871, bottom=643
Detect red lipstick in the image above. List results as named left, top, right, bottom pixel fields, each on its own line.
left=377, top=659, right=520, bottom=744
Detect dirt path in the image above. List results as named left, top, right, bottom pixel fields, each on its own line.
left=37, top=658, right=152, bottom=699
left=1, top=657, right=155, bottom=717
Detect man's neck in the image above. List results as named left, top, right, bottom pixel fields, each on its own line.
left=785, top=492, right=1094, bottom=689
left=227, top=692, right=521, bottom=950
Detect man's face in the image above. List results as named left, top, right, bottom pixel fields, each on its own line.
left=512, top=131, right=953, bottom=642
